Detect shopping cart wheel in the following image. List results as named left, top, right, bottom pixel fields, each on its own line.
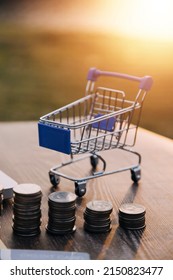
left=75, top=181, right=86, bottom=197
left=90, top=154, right=99, bottom=170
left=130, top=166, right=141, bottom=183
left=49, top=171, right=60, bottom=187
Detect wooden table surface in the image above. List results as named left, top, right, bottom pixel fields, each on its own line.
left=0, top=122, right=173, bottom=260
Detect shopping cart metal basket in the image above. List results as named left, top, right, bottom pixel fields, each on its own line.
left=38, top=68, right=153, bottom=197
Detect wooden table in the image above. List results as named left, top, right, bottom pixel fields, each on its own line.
left=0, top=122, right=173, bottom=260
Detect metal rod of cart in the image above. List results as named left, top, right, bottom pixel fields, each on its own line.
left=38, top=68, right=153, bottom=197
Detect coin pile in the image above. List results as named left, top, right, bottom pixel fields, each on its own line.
left=83, top=200, right=113, bottom=233
left=46, top=191, right=77, bottom=235
left=12, top=184, right=42, bottom=236
left=118, top=203, right=146, bottom=230
left=0, top=185, right=3, bottom=215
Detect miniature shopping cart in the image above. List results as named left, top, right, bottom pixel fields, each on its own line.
left=38, top=68, right=153, bottom=197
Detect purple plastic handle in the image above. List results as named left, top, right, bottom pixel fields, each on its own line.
left=87, top=68, right=153, bottom=91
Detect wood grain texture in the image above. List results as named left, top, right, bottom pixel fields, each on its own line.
left=0, top=122, right=173, bottom=259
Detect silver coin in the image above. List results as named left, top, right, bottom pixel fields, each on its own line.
left=48, top=191, right=76, bottom=204
left=119, top=203, right=146, bottom=216
left=13, top=184, right=42, bottom=196
left=86, top=200, right=113, bottom=213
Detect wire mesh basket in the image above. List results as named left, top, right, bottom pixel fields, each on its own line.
left=38, top=68, right=153, bottom=197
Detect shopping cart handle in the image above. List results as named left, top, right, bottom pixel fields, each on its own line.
left=87, top=68, right=153, bottom=91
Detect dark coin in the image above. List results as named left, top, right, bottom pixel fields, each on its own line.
left=13, top=220, right=41, bottom=229
left=12, top=184, right=42, bottom=237
left=46, top=225, right=76, bottom=235
left=119, top=203, right=146, bottom=230
left=48, top=210, right=76, bottom=219
left=13, top=208, right=41, bottom=216
left=12, top=225, right=41, bottom=237
left=13, top=212, right=41, bottom=219
left=84, top=215, right=111, bottom=226
left=48, top=202, right=75, bottom=210
left=84, top=209, right=111, bottom=220
left=119, top=222, right=146, bottom=230
left=13, top=204, right=40, bottom=213
left=84, top=220, right=111, bottom=228
left=119, top=218, right=145, bottom=227
left=12, top=217, right=42, bottom=226
left=83, top=200, right=113, bottom=234
left=48, top=203, right=76, bottom=212
left=13, top=206, right=41, bottom=213
left=48, top=214, right=76, bottom=228
left=48, top=216, right=75, bottom=224
left=47, top=192, right=77, bottom=235
left=84, top=222, right=112, bottom=233
left=14, top=196, right=42, bottom=204
left=118, top=214, right=145, bottom=222
left=12, top=222, right=41, bottom=230
left=47, top=223, right=76, bottom=231
left=84, top=209, right=111, bottom=219
left=12, top=220, right=41, bottom=230
left=14, top=191, right=42, bottom=198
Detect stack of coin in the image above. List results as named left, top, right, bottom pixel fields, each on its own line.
left=46, top=191, right=77, bottom=235
left=12, top=184, right=42, bottom=236
left=0, top=185, right=3, bottom=215
left=118, top=203, right=146, bottom=230
left=84, top=200, right=113, bottom=233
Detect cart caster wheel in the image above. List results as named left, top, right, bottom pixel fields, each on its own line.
left=131, top=166, right=141, bottom=183
left=49, top=171, right=60, bottom=187
left=75, top=181, right=86, bottom=197
left=90, top=154, right=99, bottom=170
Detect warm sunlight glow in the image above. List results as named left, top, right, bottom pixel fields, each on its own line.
left=108, top=0, right=173, bottom=40
left=21, top=0, right=173, bottom=41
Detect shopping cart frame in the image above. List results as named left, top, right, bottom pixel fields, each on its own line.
left=38, top=68, right=153, bottom=197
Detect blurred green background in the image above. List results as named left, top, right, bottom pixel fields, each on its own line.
left=0, top=1, right=172, bottom=139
